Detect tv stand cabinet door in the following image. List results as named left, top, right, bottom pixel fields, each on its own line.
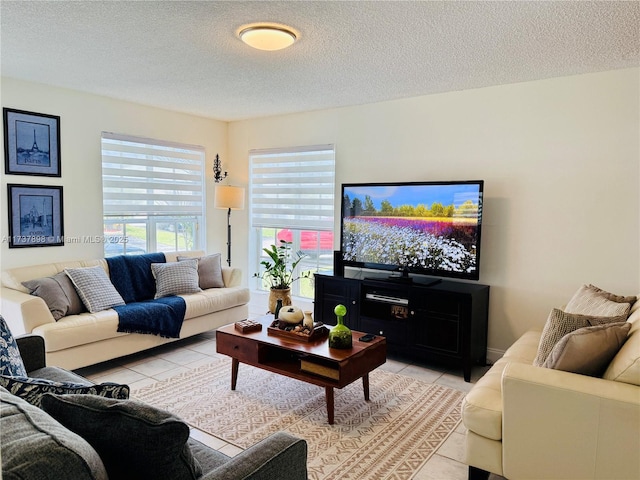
left=313, top=274, right=360, bottom=329
left=411, top=291, right=462, bottom=355
left=409, top=283, right=489, bottom=381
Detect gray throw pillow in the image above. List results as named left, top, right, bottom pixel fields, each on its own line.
left=543, top=322, right=631, bottom=377
left=65, top=266, right=126, bottom=313
left=0, top=315, right=27, bottom=377
left=151, top=260, right=201, bottom=298
left=533, top=308, right=628, bottom=367
left=0, top=375, right=130, bottom=407
left=22, top=271, right=86, bottom=320
left=177, top=253, right=224, bottom=289
left=40, top=394, right=203, bottom=480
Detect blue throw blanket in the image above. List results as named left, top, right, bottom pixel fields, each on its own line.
left=112, top=298, right=186, bottom=339
left=106, top=254, right=187, bottom=338
left=106, top=253, right=165, bottom=303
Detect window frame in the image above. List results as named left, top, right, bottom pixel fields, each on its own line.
left=249, top=145, right=336, bottom=298
left=101, top=132, right=206, bottom=256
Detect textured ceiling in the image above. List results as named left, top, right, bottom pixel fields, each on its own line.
left=1, top=1, right=638, bottom=121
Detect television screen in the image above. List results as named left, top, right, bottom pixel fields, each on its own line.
left=340, top=180, right=484, bottom=281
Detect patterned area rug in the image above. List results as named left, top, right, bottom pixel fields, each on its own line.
left=131, top=357, right=464, bottom=480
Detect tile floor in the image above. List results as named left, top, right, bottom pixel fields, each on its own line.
left=76, top=291, right=495, bottom=479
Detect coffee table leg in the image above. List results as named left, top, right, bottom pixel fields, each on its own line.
left=362, top=374, right=370, bottom=401
left=325, top=387, right=335, bottom=425
left=231, top=358, right=239, bottom=390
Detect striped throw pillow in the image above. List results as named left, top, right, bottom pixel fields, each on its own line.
left=565, top=284, right=632, bottom=317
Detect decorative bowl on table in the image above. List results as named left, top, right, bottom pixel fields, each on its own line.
left=277, top=306, right=304, bottom=324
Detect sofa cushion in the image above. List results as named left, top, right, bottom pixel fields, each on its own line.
left=65, top=266, right=126, bottom=313
left=1, top=387, right=108, bottom=480
left=603, top=300, right=640, bottom=386
left=542, top=322, right=631, bottom=376
left=180, top=286, right=251, bottom=319
left=178, top=253, right=224, bottom=289
left=462, top=329, right=541, bottom=441
left=40, top=393, right=203, bottom=480
left=32, top=309, right=122, bottom=353
left=1, top=258, right=107, bottom=293
left=152, top=260, right=202, bottom=299
left=0, top=315, right=27, bottom=377
left=0, top=375, right=130, bottom=407
left=187, top=437, right=231, bottom=473
left=29, top=366, right=96, bottom=385
left=564, top=284, right=632, bottom=317
left=533, top=308, right=627, bottom=367
left=22, top=271, right=86, bottom=320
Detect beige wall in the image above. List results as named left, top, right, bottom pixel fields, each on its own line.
left=228, top=68, right=640, bottom=354
left=1, top=69, right=638, bottom=355
left=0, top=77, right=230, bottom=270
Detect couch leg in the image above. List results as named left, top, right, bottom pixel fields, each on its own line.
left=469, top=465, right=490, bottom=480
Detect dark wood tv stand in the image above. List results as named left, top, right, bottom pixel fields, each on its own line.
left=314, top=273, right=489, bottom=382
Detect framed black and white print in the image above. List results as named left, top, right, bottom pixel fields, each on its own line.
left=3, top=108, right=61, bottom=177
left=7, top=184, right=64, bottom=248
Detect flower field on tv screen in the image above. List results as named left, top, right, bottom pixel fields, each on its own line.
left=343, top=217, right=477, bottom=273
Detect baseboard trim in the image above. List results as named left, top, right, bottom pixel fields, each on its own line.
left=486, top=348, right=505, bottom=365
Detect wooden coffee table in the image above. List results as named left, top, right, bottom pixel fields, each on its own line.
left=216, top=315, right=386, bottom=424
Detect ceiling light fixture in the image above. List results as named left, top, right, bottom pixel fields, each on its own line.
left=239, top=25, right=297, bottom=51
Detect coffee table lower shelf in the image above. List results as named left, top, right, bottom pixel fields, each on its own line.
left=216, top=315, right=387, bottom=425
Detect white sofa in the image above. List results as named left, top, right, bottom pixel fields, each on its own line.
left=0, top=251, right=250, bottom=370
left=462, top=294, right=640, bottom=480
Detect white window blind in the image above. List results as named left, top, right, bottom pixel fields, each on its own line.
left=101, top=132, right=205, bottom=217
left=250, top=145, right=335, bottom=231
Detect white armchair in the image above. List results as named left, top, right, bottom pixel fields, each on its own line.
left=463, top=295, right=640, bottom=480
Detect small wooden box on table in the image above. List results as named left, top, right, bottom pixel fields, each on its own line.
left=216, top=314, right=386, bottom=424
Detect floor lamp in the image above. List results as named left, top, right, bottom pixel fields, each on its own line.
left=214, top=185, right=245, bottom=267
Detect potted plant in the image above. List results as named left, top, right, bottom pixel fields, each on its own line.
left=254, top=240, right=308, bottom=313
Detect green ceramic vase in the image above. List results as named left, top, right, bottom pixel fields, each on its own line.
left=328, top=304, right=352, bottom=349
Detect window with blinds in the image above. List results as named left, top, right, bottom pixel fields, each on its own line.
left=101, top=133, right=205, bottom=255
left=249, top=145, right=336, bottom=298
left=250, top=145, right=335, bottom=230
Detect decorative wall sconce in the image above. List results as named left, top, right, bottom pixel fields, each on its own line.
left=213, top=154, right=228, bottom=183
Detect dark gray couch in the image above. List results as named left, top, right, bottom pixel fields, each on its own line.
left=1, top=335, right=308, bottom=480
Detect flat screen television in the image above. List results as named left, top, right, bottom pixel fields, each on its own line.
left=340, top=180, right=484, bottom=281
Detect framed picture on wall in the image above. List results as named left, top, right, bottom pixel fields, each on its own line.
left=7, top=184, right=64, bottom=248
left=3, top=108, right=61, bottom=177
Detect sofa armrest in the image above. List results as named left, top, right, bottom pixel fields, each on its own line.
left=1, top=287, right=55, bottom=335
left=16, top=334, right=47, bottom=372
left=200, top=432, right=307, bottom=480
left=221, top=267, right=242, bottom=288
left=502, top=362, right=640, bottom=480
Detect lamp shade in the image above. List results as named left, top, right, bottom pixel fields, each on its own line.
left=214, top=185, right=245, bottom=210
